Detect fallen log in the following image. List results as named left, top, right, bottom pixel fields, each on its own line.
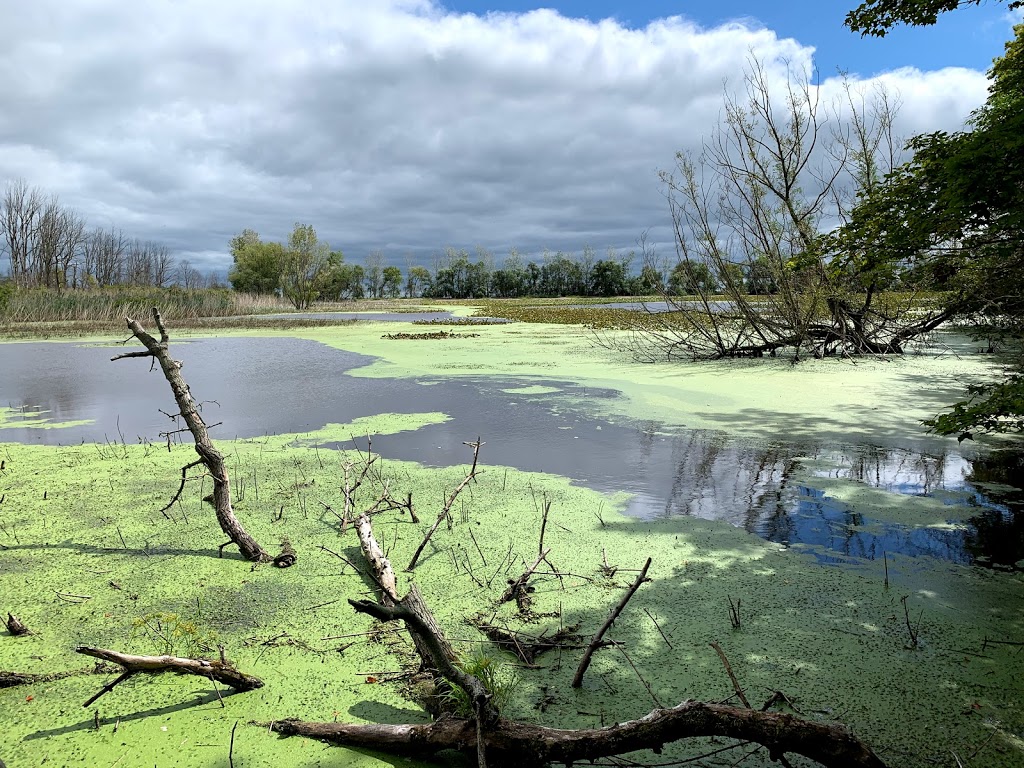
left=75, top=646, right=263, bottom=707
left=268, top=698, right=887, bottom=768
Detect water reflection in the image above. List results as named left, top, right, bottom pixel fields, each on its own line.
left=1, top=337, right=1020, bottom=567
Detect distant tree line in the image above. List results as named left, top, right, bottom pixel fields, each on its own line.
left=0, top=179, right=214, bottom=291
left=227, top=229, right=817, bottom=306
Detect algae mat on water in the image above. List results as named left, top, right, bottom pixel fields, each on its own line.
left=1, top=415, right=1022, bottom=767
left=254, top=317, right=1004, bottom=453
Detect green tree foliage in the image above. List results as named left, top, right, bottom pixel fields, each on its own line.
left=589, top=258, right=630, bottom=297
left=846, top=0, right=1021, bottom=36
left=428, top=249, right=491, bottom=298
left=405, top=265, right=431, bottom=298
left=228, top=229, right=286, bottom=294
left=844, top=24, right=1024, bottom=436
left=280, top=223, right=329, bottom=309
left=637, top=264, right=664, bottom=294
left=667, top=261, right=715, bottom=296
left=381, top=265, right=403, bottom=298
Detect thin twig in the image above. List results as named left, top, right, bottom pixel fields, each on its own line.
left=710, top=641, right=750, bottom=709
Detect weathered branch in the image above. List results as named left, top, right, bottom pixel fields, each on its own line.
left=112, top=308, right=270, bottom=562
left=75, top=646, right=263, bottom=707
left=268, top=698, right=888, bottom=767
left=349, top=597, right=492, bottom=722
left=572, top=556, right=652, bottom=688
left=406, top=439, right=483, bottom=571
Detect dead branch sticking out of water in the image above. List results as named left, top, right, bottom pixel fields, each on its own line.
left=572, top=557, right=652, bottom=688
left=406, top=439, right=483, bottom=571
left=710, top=641, right=751, bottom=709
left=111, top=307, right=271, bottom=563
left=75, top=646, right=263, bottom=707
left=4, top=613, right=30, bottom=636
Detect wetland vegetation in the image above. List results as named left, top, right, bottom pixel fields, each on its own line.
left=1, top=300, right=1022, bottom=767
left=2, top=6, right=1024, bottom=768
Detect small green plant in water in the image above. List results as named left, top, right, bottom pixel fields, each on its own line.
left=440, top=649, right=518, bottom=718
left=129, top=611, right=219, bottom=657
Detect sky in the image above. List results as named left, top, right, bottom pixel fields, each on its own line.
left=1, top=0, right=1020, bottom=276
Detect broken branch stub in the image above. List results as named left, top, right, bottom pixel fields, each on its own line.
left=406, top=438, right=483, bottom=571
left=111, top=308, right=271, bottom=563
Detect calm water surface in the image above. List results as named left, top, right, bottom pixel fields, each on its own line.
left=2, top=337, right=1020, bottom=568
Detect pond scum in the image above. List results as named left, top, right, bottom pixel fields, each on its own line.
left=1, top=414, right=1022, bottom=767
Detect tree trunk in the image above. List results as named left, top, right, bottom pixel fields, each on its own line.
left=112, top=308, right=270, bottom=563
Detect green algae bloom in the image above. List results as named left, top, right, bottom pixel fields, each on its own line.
left=1, top=317, right=1022, bottom=767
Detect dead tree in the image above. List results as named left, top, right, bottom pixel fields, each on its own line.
left=112, top=308, right=271, bottom=563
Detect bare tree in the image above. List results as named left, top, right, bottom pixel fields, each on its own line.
left=640, top=59, right=951, bottom=360
left=1, top=179, right=44, bottom=286
left=81, top=227, right=129, bottom=287
left=175, top=259, right=204, bottom=290
left=364, top=250, right=385, bottom=299
left=33, top=197, right=86, bottom=290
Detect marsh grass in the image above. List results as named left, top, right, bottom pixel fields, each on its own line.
left=0, top=287, right=368, bottom=336
left=440, top=650, right=518, bottom=717
left=0, top=287, right=288, bottom=324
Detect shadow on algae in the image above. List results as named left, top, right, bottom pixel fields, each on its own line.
left=0, top=416, right=1022, bottom=768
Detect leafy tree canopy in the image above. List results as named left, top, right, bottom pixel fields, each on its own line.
left=846, top=0, right=1021, bottom=36
left=842, top=23, right=1024, bottom=437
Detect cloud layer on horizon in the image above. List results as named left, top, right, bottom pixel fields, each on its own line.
left=0, top=1, right=992, bottom=273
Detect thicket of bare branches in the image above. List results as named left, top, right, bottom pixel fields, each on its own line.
left=638, top=61, right=952, bottom=361
left=1, top=179, right=175, bottom=290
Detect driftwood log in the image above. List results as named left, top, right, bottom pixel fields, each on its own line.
left=271, top=699, right=887, bottom=768
left=75, top=646, right=263, bottom=707
left=111, top=308, right=270, bottom=563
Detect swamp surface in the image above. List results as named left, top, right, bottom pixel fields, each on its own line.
left=1, top=307, right=1022, bottom=767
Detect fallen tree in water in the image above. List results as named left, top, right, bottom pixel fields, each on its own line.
left=265, top=442, right=889, bottom=768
